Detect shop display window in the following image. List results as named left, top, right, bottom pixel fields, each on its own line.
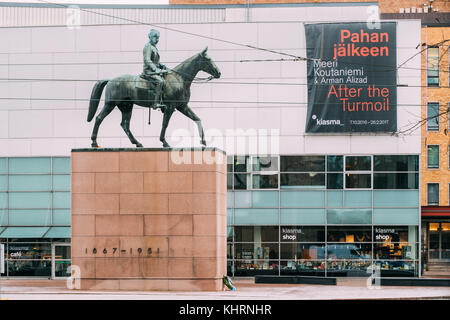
left=280, top=243, right=325, bottom=260
left=326, top=244, right=372, bottom=260
left=279, top=226, right=325, bottom=242
left=373, top=243, right=417, bottom=260
left=234, top=243, right=278, bottom=261
left=234, top=226, right=278, bottom=242
left=327, top=226, right=372, bottom=242
left=280, top=260, right=325, bottom=275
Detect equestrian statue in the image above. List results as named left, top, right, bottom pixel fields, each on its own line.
left=87, top=29, right=221, bottom=148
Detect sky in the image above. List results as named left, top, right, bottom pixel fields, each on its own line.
left=1, top=0, right=170, bottom=5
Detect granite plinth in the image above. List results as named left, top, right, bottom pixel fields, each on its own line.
left=71, top=148, right=227, bottom=291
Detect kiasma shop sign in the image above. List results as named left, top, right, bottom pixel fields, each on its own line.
left=305, top=22, right=397, bottom=133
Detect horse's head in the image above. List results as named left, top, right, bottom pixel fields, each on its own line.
left=198, top=47, right=221, bottom=79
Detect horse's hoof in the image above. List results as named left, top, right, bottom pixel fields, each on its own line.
left=201, top=140, right=207, bottom=146
left=91, top=142, right=98, bottom=148
left=136, top=143, right=143, bottom=148
left=162, top=142, right=170, bottom=148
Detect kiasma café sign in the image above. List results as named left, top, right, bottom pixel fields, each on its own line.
left=305, top=22, right=397, bottom=133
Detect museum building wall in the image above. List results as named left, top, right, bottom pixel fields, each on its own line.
left=0, top=3, right=421, bottom=277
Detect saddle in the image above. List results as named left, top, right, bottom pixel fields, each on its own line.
left=135, top=77, right=158, bottom=91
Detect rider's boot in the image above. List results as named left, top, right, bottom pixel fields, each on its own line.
left=152, top=82, right=166, bottom=110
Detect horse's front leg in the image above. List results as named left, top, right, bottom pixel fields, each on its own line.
left=160, top=107, right=175, bottom=148
left=177, top=105, right=206, bottom=146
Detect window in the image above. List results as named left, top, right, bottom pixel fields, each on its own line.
left=252, top=156, right=278, bottom=189
left=427, top=103, right=440, bottom=131
left=427, top=47, right=439, bottom=86
left=280, top=156, right=325, bottom=172
left=427, top=183, right=439, bottom=205
left=427, top=145, right=439, bottom=168
left=373, top=173, right=419, bottom=189
left=373, top=155, right=419, bottom=171
left=280, top=156, right=325, bottom=189
left=345, top=156, right=371, bottom=171
left=344, top=156, right=371, bottom=189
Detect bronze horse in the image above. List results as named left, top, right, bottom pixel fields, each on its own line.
left=87, top=47, right=221, bottom=148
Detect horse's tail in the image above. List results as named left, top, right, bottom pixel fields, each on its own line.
left=87, top=79, right=109, bottom=122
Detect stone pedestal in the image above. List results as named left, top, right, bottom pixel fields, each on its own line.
left=71, top=148, right=227, bottom=291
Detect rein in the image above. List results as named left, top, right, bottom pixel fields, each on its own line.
left=167, top=68, right=215, bottom=83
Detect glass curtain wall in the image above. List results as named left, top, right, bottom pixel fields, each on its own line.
left=227, top=155, right=420, bottom=277
left=0, top=157, right=71, bottom=277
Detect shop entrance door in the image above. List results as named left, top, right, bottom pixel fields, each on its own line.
left=428, top=222, right=450, bottom=262
left=51, top=243, right=71, bottom=279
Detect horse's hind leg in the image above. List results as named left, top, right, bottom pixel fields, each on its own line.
left=118, top=103, right=142, bottom=148
left=91, top=102, right=116, bottom=148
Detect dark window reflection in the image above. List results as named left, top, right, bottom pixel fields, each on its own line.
left=280, top=156, right=325, bottom=172
left=281, top=173, right=325, bottom=188
left=373, top=155, right=419, bottom=172
left=373, top=173, right=418, bottom=189
left=345, top=174, right=371, bottom=188
left=253, top=174, right=278, bottom=189
left=234, top=174, right=248, bottom=190
left=327, top=173, right=343, bottom=189
left=234, top=156, right=249, bottom=173
left=345, top=156, right=371, bottom=171
left=327, top=155, right=343, bottom=172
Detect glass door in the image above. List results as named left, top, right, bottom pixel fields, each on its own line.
left=442, top=223, right=450, bottom=261
left=428, top=222, right=450, bottom=261
left=51, top=243, right=71, bottom=279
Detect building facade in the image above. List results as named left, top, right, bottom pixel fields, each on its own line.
left=0, top=2, right=422, bottom=278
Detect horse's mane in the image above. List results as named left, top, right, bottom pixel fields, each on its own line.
left=171, top=51, right=201, bottom=76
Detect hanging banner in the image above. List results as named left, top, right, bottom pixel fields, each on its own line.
left=305, top=22, right=397, bottom=133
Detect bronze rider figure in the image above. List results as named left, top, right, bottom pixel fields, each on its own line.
left=141, top=29, right=167, bottom=111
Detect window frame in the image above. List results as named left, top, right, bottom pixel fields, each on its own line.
left=427, top=46, right=440, bottom=87
left=427, top=102, right=440, bottom=132
left=427, top=183, right=439, bottom=206
left=427, top=144, right=440, bottom=169
left=343, top=155, right=372, bottom=190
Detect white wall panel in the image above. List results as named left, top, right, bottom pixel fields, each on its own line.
left=0, top=9, right=421, bottom=157
left=9, top=110, right=53, bottom=138
left=0, top=111, right=8, bottom=138
left=0, top=139, right=31, bottom=157
left=31, top=28, right=76, bottom=53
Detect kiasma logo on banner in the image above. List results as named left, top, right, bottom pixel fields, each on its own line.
left=305, top=22, right=397, bottom=133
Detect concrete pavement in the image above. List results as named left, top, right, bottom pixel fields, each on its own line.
left=0, top=278, right=449, bottom=300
